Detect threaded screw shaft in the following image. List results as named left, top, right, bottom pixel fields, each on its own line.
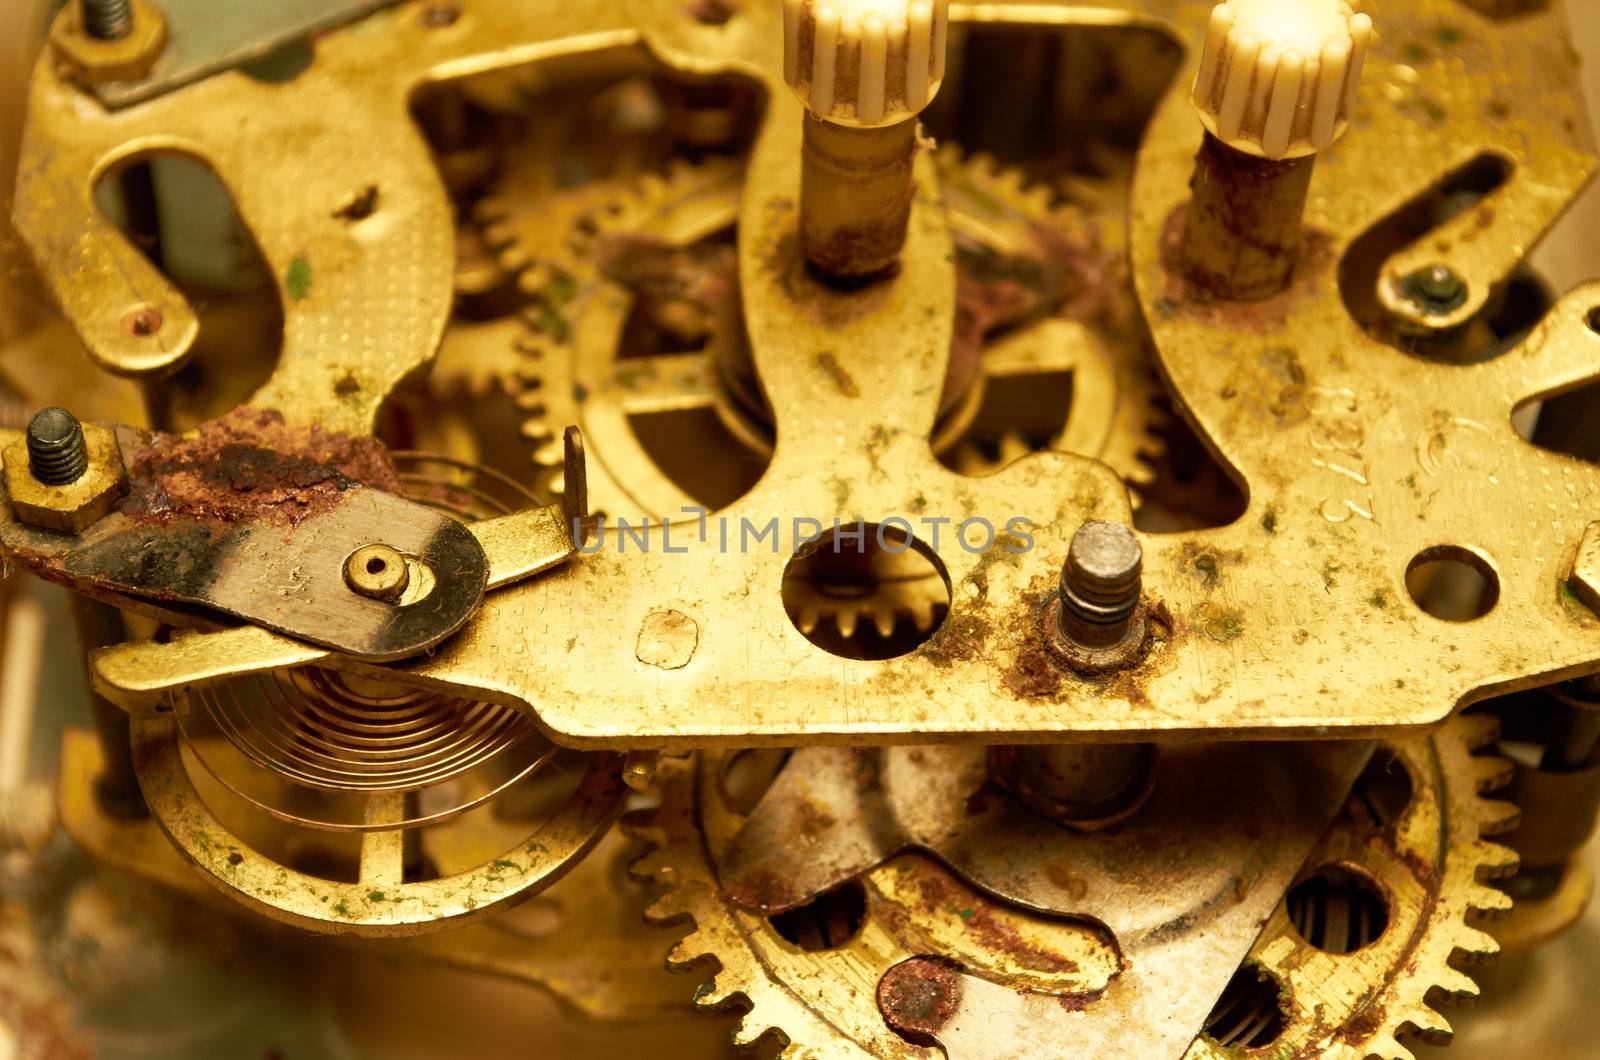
left=81, top=0, right=133, bottom=41
left=27, top=408, right=90, bottom=486
left=1059, top=520, right=1142, bottom=646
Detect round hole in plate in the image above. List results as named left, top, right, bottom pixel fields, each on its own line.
left=1405, top=545, right=1498, bottom=621
left=1287, top=865, right=1390, bottom=954
left=782, top=523, right=950, bottom=660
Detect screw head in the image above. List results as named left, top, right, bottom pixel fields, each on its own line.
left=1403, top=265, right=1467, bottom=314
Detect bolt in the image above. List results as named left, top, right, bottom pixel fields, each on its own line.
left=80, top=0, right=133, bottom=41
left=26, top=408, right=90, bottom=486
left=1403, top=265, right=1467, bottom=315
left=1059, top=520, right=1142, bottom=647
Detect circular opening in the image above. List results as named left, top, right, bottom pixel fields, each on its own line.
left=1405, top=545, right=1499, bottom=621
left=1287, top=866, right=1390, bottom=954
left=366, top=556, right=387, bottom=575
left=782, top=524, right=951, bottom=660
left=1347, top=749, right=1414, bottom=828
left=768, top=881, right=867, bottom=952
left=1202, top=962, right=1287, bottom=1049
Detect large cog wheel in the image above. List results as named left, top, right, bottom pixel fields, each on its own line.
left=477, top=146, right=1165, bottom=519
left=625, top=715, right=1519, bottom=1058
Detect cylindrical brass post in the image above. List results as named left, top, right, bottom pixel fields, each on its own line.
left=801, top=115, right=919, bottom=279
left=992, top=743, right=1157, bottom=826
left=783, top=0, right=948, bottom=280
left=1180, top=131, right=1314, bottom=301
left=1182, top=0, right=1372, bottom=300
left=68, top=593, right=145, bottom=819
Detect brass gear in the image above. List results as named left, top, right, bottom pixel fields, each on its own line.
left=625, top=715, right=1519, bottom=1058
left=479, top=146, right=1165, bottom=516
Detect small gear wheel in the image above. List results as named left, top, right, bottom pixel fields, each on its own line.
left=626, top=715, right=1519, bottom=1058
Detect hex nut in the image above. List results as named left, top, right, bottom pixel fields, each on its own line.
left=3, top=424, right=128, bottom=534
left=50, top=0, right=167, bottom=86
left=1568, top=521, right=1600, bottom=616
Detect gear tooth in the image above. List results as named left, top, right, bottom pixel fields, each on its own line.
left=1400, top=1001, right=1454, bottom=1044
left=729, top=1015, right=765, bottom=1047
left=1457, top=712, right=1504, bottom=750
left=1454, top=919, right=1506, bottom=957
left=520, top=420, right=554, bottom=445
left=874, top=608, right=897, bottom=639
left=513, top=390, right=547, bottom=415
left=1470, top=754, right=1514, bottom=793
left=794, top=607, right=821, bottom=636
left=473, top=196, right=509, bottom=226
left=690, top=971, right=741, bottom=1008
left=910, top=598, right=934, bottom=633
left=834, top=609, right=859, bottom=640
left=1476, top=797, right=1522, bottom=838
left=533, top=438, right=565, bottom=467
left=1471, top=835, right=1521, bottom=881
left=479, top=219, right=517, bottom=249
left=1431, top=967, right=1481, bottom=1003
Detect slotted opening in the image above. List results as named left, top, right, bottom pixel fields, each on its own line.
left=93, top=152, right=283, bottom=431
left=1339, top=151, right=1514, bottom=349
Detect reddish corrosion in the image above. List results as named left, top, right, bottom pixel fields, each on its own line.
left=878, top=957, right=962, bottom=1044
left=121, top=408, right=402, bottom=528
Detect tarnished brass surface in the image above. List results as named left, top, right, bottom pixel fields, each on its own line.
left=629, top=718, right=1512, bottom=1058
left=11, top=0, right=1594, bottom=746
left=130, top=713, right=628, bottom=937
left=56, top=728, right=692, bottom=1021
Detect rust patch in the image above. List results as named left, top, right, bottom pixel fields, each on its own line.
left=725, top=867, right=799, bottom=914
left=814, top=350, right=861, bottom=398
left=121, top=408, right=402, bottom=528
left=878, top=957, right=963, bottom=1045
left=1004, top=639, right=1065, bottom=699
left=796, top=797, right=838, bottom=837
left=1157, top=204, right=1337, bottom=333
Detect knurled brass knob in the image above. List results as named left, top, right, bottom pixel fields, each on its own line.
left=782, top=0, right=949, bottom=127
left=1191, top=0, right=1373, bottom=160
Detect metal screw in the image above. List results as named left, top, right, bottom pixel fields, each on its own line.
left=26, top=408, right=89, bottom=486
left=80, top=0, right=133, bottom=41
left=1403, top=265, right=1468, bottom=315
left=1059, top=520, right=1142, bottom=647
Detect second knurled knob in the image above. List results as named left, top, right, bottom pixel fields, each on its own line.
left=1191, top=0, right=1373, bottom=160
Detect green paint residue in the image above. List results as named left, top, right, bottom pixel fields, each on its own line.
left=1204, top=609, right=1244, bottom=642
left=287, top=255, right=313, bottom=301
